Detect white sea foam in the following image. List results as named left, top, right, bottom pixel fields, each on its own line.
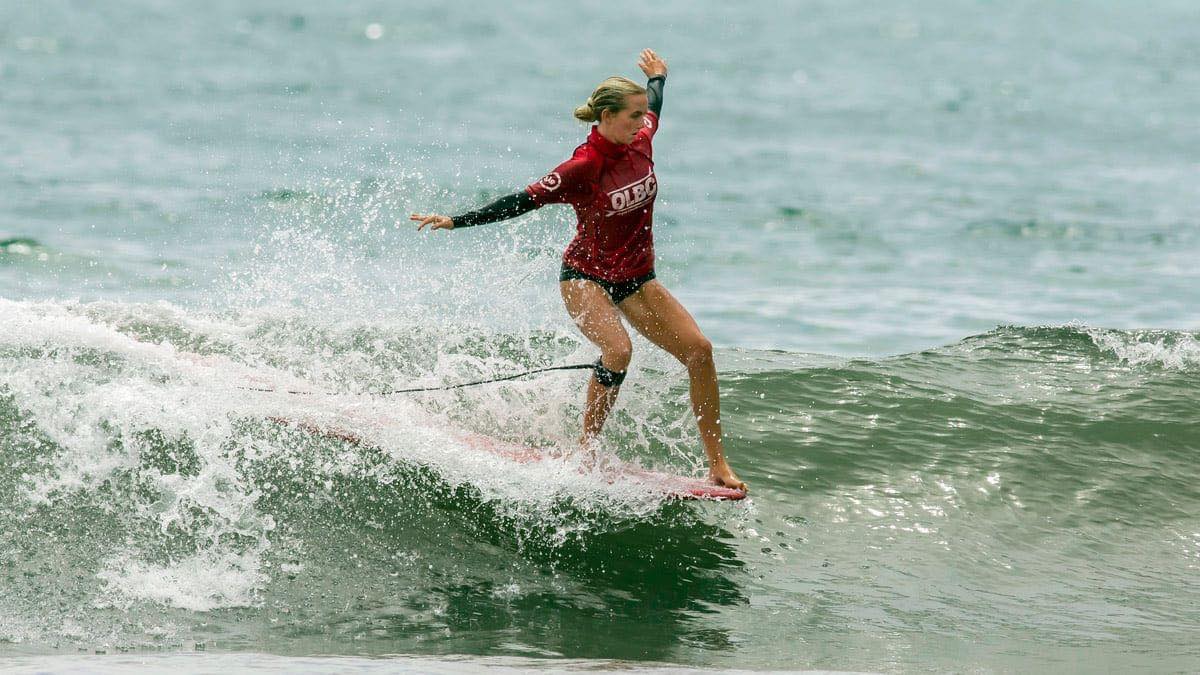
left=96, top=549, right=268, bottom=612
left=1084, top=326, right=1200, bottom=371
left=0, top=298, right=701, bottom=613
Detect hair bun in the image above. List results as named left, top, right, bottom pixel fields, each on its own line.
left=574, top=76, right=644, bottom=124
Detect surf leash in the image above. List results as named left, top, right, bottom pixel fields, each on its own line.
left=237, top=362, right=595, bottom=396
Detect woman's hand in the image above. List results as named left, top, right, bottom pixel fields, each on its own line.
left=410, top=213, right=454, bottom=231
left=637, top=48, right=667, bottom=78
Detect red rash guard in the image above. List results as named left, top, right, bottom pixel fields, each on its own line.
left=525, top=111, right=660, bottom=282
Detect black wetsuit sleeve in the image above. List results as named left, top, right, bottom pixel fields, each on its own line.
left=647, top=75, right=666, bottom=117
left=451, top=191, right=538, bottom=228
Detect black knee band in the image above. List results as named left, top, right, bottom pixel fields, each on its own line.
left=593, top=360, right=627, bottom=388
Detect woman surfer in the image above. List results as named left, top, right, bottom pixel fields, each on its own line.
left=411, top=49, right=745, bottom=491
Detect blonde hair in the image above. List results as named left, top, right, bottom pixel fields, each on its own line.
left=573, top=76, right=647, bottom=123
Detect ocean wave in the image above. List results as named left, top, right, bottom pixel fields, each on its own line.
left=2, top=299, right=1197, bottom=652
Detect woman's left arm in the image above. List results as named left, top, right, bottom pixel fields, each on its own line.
left=637, top=48, right=668, bottom=117
left=646, top=75, right=666, bottom=117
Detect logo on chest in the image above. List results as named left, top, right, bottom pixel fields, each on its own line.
left=605, top=171, right=658, bottom=216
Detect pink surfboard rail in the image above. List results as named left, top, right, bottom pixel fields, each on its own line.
left=454, top=432, right=747, bottom=502
left=267, top=418, right=746, bottom=502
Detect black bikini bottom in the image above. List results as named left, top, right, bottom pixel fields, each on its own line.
left=559, top=263, right=656, bottom=304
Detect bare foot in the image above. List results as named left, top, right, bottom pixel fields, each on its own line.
left=708, top=464, right=747, bottom=492
left=577, top=435, right=606, bottom=468
left=268, top=417, right=365, bottom=445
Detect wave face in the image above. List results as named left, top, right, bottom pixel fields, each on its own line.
left=1, top=300, right=1198, bottom=670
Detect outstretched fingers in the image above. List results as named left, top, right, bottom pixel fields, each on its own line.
left=637, top=48, right=667, bottom=78
left=409, top=213, right=451, bottom=231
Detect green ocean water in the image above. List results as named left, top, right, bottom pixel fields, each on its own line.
left=3, top=0, right=1199, bottom=672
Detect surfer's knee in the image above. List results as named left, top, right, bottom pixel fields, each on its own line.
left=601, top=339, right=632, bottom=372
left=680, top=335, right=713, bottom=369
left=595, top=340, right=631, bottom=387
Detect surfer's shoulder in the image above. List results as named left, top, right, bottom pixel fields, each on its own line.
left=571, top=141, right=601, bottom=161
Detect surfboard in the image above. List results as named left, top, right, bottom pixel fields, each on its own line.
left=267, top=417, right=746, bottom=502
left=454, top=432, right=747, bottom=501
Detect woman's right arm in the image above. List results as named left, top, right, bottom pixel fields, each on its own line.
left=414, top=150, right=592, bottom=231
left=411, top=191, right=537, bottom=231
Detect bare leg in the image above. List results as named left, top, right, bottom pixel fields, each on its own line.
left=560, top=279, right=632, bottom=455
left=581, top=373, right=620, bottom=449
left=618, top=281, right=746, bottom=490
